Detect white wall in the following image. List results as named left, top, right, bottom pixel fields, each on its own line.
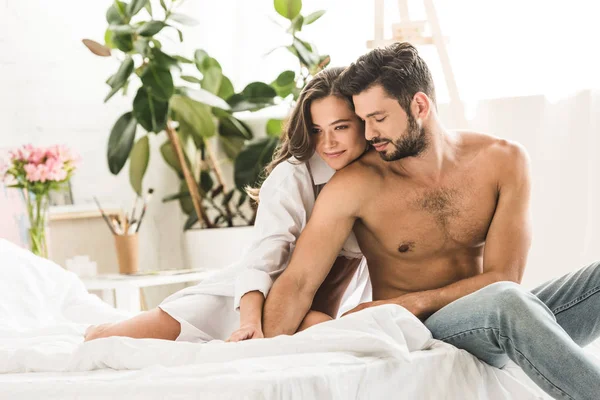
left=2, top=0, right=600, bottom=306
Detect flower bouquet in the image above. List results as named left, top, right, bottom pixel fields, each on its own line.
left=1, top=144, right=79, bottom=257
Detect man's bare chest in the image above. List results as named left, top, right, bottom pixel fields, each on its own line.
left=357, top=179, right=498, bottom=258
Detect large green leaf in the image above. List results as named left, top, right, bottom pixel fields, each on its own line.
left=107, top=56, right=134, bottom=89
left=180, top=75, right=202, bottom=84
left=234, top=137, right=280, bottom=189
left=160, top=140, right=183, bottom=178
left=170, top=95, right=216, bottom=139
left=109, top=24, right=135, bottom=34
left=287, top=15, right=303, bottom=33
left=137, top=20, right=166, bottom=36
left=174, top=55, right=194, bottom=64
left=201, top=66, right=223, bottom=95
left=217, top=76, right=234, bottom=100
left=199, top=170, right=214, bottom=194
left=303, top=10, right=325, bottom=25
left=274, top=0, right=302, bottom=20
left=133, top=88, right=169, bottom=132
left=134, top=37, right=150, bottom=56
left=194, top=50, right=221, bottom=74
left=141, top=64, right=174, bottom=101
left=292, top=38, right=319, bottom=67
left=275, top=70, right=295, bottom=86
left=106, top=2, right=128, bottom=24
left=107, top=112, right=137, bottom=174
left=182, top=87, right=231, bottom=110
left=194, top=49, right=209, bottom=72
left=112, top=33, right=134, bottom=52
left=162, top=190, right=190, bottom=203
left=266, top=118, right=284, bottom=137
left=169, top=12, right=200, bottom=26
left=179, top=181, right=194, bottom=215
left=219, top=115, right=253, bottom=139
left=184, top=210, right=198, bottom=230
left=271, top=70, right=296, bottom=98
left=242, top=81, right=277, bottom=99
left=129, top=135, right=150, bottom=196
left=150, top=47, right=180, bottom=70
left=127, top=0, right=147, bottom=16
left=227, top=82, right=277, bottom=112
left=219, top=135, right=245, bottom=160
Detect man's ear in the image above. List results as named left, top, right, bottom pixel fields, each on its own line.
left=412, top=92, right=431, bottom=122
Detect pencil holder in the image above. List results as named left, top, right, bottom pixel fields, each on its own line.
left=114, top=233, right=139, bottom=275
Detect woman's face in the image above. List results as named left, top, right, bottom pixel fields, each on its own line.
left=310, top=95, right=366, bottom=171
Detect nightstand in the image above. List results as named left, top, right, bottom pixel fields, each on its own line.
left=81, top=269, right=213, bottom=313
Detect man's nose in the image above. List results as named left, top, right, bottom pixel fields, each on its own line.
left=365, top=121, right=378, bottom=142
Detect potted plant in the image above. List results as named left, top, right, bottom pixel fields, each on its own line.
left=83, top=0, right=279, bottom=268
left=234, top=0, right=330, bottom=191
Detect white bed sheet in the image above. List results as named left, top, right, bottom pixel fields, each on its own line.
left=1, top=239, right=597, bottom=400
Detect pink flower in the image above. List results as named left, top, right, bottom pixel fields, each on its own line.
left=7, top=144, right=78, bottom=184
left=24, top=163, right=42, bottom=182
left=28, top=147, right=47, bottom=165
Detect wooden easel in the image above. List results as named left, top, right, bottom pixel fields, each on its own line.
left=368, top=0, right=468, bottom=128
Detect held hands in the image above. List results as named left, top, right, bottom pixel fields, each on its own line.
left=226, top=323, right=264, bottom=342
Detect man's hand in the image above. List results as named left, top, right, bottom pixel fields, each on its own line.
left=342, top=292, right=432, bottom=320
left=226, top=323, right=264, bottom=342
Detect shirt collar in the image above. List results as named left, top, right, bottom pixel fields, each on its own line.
left=307, top=152, right=335, bottom=185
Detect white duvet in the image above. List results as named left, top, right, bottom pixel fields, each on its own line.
left=2, top=238, right=595, bottom=399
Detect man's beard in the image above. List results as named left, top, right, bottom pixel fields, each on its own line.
left=371, top=114, right=428, bottom=162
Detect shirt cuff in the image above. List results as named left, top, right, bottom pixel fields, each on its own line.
left=233, top=269, right=274, bottom=312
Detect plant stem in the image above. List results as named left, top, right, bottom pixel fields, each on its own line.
left=165, top=120, right=213, bottom=228
left=204, top=139, right=234, bottom=226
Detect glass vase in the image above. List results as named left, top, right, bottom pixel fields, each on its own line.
left=26, top=190, right=50, bottom=258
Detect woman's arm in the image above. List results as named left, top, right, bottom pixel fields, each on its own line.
left=227, top=290, right=265, bottom=342
left=233, top=163, right=316, bottom=312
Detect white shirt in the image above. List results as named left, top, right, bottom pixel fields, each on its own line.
left=233, top=153, right=369, bottom=312
left=160, top=153, right=371, bottom=315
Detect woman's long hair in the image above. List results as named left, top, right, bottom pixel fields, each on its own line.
left=247, top=67, right=352, bottom=201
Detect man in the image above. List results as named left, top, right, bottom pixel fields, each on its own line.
left=262, top=42, right=600, bottom=399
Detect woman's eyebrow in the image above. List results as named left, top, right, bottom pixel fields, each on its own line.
left=329, top=118, right=351, bottom=126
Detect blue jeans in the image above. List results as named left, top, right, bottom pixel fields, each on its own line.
left=424, top=262, right=600, bottom=400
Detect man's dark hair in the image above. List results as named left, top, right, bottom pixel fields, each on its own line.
left=338, top=42, right=437, bottom=113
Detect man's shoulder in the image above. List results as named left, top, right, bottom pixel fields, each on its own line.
left=458, top=130, right=529, bottom=166
left=457, top=131, right=530, bottom=186
left=328, top=150, right=383, bottom=189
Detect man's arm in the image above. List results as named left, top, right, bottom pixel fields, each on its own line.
left=347, top=142, right=532, bottom=320
left=262, top=176, right=362, bottom=337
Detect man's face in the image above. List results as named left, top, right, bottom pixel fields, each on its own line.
left=353, top=85, right=427, bottom=161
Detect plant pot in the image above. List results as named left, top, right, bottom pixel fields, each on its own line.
left=183, top=226, right=255, bottom=270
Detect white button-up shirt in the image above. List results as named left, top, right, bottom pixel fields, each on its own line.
left=161, top=153, right=371, bottom=316
left=233, top=153, right=369, bottom=312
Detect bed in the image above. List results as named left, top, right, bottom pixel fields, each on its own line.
left=2, top=239, right=598, bottom=399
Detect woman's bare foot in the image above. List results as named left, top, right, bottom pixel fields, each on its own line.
left=83, top=308, right=181, bottom=342
left=84, top=323, right=115, bottom=341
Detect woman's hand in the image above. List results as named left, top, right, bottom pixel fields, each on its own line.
left=226, top=323, right=264, bottom=342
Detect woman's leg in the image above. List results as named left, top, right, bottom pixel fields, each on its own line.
left=297, top=310, right=333, bottom=332
left=85, top=307, right=181, bottom=341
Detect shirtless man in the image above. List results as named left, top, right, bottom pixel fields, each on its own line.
left=262, top=43, right=600, bottom=399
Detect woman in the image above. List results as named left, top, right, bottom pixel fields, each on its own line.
left=85, top=67, right=371, bottom=343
